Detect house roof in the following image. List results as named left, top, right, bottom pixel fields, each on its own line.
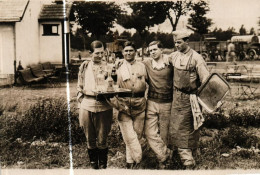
left=0, top=0, right=29, bottom=22
left=38, top=3, right=72, bottom=21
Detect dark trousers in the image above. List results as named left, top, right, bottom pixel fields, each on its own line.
left=79, top=108, right=113, bottom=149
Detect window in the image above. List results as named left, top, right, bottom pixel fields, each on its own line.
left=42, top=24, right=59, bottom=36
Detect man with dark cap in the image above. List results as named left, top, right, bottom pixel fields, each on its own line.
left=169, top=30, right=210, bottom=169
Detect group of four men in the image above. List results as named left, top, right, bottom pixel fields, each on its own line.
left=77, top=30, right=210, bottom=170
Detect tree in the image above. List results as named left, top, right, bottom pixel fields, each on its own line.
left=187, top=0, right=212, bottom=37
left=120, top=31, right=132, bottom=39
left=162, top=0, right=192, bottom=31
left=187, top=0, right=212, bottom=52
left=117, top=2, right=167, bottom=57
left=239, top=25, right=247, bottom=35
left=71, top=2, right=122, bottom=39
left=249, top=27, right=255, bottom=35
left=209, top=27, right=236, bottom=41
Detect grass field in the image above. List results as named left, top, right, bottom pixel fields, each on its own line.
left=0, top=77, right=260, bottom=170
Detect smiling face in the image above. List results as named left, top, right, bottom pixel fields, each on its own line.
left=122, top=46, right=136, bottom=62
left=149, top=44, right=162, bottom=61
left=175, top=39, right=188, bottom=53
left=92, top=47, right=104, bottom=63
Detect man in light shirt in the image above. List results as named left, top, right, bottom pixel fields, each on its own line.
left=226, top=40, right=236, bottom=62
left=116, top=41, right=147, bottom=169
left=77, top=40, right=112, bottom=169
left=143, top=41, right=173, bottom=169
left=170, top=31, right=210, bottom=169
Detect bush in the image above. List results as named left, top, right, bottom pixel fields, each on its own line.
left=221, top=126, right=259, bottom=148
left=4, top=97, right=85, bottom=144
left=235, top=149, right=256, bottom=159
left=203, top=109, right=229, bottom=129
left=229, top=108, right=260, bottom=127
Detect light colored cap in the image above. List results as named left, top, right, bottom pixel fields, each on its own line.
left=173, top=30, right=191, bottom=40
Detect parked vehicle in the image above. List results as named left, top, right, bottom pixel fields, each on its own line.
left=189, top=39, right=227, bottom=62
left=231, top=35, right=260, bottom=60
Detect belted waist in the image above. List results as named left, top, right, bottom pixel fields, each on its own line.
left=148, top=91, right=172, bottom=100
left=118, top=92, right=145, bottom=98
left=84, top=94, right=106, bottom=101
left=174, top=86, right=197, bottom=95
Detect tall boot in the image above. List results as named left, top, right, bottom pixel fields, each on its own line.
left=87, top=148, right=99, bottom=169
left=98, top=148, right=108, bottom=169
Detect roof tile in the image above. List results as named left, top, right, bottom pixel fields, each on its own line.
left=38, top=3, right=72, bottom=21
left=0, top=0, right=29, bottom=22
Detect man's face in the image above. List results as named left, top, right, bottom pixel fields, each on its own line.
left=149, top=44, right=162, bottom=61
left=123, top=46, right=136, bottom=62
left=92, top=47, right=104, bottom=63
left=175, top=39, right=188, bottom=53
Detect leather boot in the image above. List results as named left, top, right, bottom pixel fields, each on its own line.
left=126, top=163, right=135, bottom=169
left=87, top=148, right=99, bottom=169
left=98, top=148, right=108, bottom=169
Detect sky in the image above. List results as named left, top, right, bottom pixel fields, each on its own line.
left=112, top=0, right=260, bottom=35
left=206, top=0, right=260, bottom=32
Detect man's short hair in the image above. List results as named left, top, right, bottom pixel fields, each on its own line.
left=182, top=37, right=189, bottom=42
left=149, top=41, right=163, bottom=48
left=123, top=41, right=136, bottom=51
left=90, top=40, right=104, bottom=53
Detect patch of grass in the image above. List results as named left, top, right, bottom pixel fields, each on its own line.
left=2, top=97, right=85, bottom=144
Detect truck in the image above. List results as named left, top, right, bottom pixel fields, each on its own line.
left=189, top=37, right=227, bottom=62
left=231, top=35, right=260, bottom=60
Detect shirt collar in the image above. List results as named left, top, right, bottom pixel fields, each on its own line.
left=124, top=59, right=136, bottom=65
left=151, top=55, right=169, bottom=69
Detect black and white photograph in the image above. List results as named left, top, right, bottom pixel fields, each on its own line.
left=0, top=0, right=260, bottom=175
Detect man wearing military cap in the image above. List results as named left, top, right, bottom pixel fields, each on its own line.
left=169, top=30, right=210, bottom=169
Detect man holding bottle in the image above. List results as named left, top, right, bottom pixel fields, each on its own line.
left=77, top=40, right=112, bottom=169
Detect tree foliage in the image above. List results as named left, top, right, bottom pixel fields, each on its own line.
left=162, top=0, right=192, bottom=31
left=71, top=1, right=122, bottom=39
left=187, top=0, right=212, bottom=37
left=209, top=27, right=237, bottom=41
left=117, top=2, right=167, bottom=39
left=239, top=25, right=247, bottom=35
left=249, top=27, right=255, bottom=35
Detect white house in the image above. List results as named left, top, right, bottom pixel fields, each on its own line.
left=0, top=0, right=72, bottom=86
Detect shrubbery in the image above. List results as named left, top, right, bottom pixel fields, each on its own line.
left=203, top=107, right=260, bottom=129
left=203, top=109, right=229, bottom=129
left=229, top=108, right=260, bottom=127
left=3, top=97, right=85, bottom=144
left=221, top=126, right=259, bottom=148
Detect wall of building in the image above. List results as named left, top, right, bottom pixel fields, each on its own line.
left=15, top=0, right=53, bottom=68
left=0, top=24, right=15, bottom=74
left=0, top=23, right=15, bottom=86
left=39, top=21, right=63, bottom=63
